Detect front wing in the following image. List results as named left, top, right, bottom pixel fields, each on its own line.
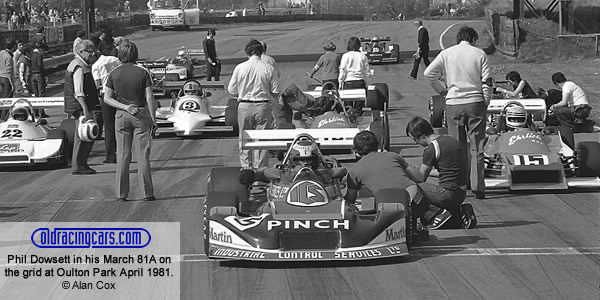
left=0, top=139, right=63, bottom=165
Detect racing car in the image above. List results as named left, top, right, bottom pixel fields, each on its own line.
left=360, top=36, right=400, bottom=64
left=137, top=47, right=208, bottom=98
left=429, top=97, right=600, bottom=190
left=256, top=82, right=390, bottom=161
left=0, top=97, right=70, bottom=167
left=204, top=133, right=413, bottom=261
left=154, top=80, right=236, bottom=137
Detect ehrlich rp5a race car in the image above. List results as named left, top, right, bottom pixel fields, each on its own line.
left=0, top=97, right=71, bottom=167
left=204, top=134, right=414, bottom=261
left=360, top=36, right=400, bottom=64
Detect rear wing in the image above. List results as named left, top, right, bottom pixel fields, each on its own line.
left=187, top=49, right=205, bottom=58
left=0, top=97, right=64, bottom=109
left=487, top=98, right=547, bottom=121
left=241, top=128, right=360, bottom=151
left=360, top=37, right=391, bottom=42
left=136, top=60, right=168, bottom=69
left=303, top=88, right=366, bottom=102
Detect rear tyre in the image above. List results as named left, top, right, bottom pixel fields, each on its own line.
left=366, top=83, right=389, bottom=111
left=47, top=129, right=68, bottom=167
left=391, top=44, right=400, bottom=64
left=576, top=141, right=600, bottom=177
left=225, top=98, right=239, bottom=135
left=58, top=118, right=76, bottom=164
left=546, top=126, right=575, bottom=150
left=429, top=95, right=445, bottom=128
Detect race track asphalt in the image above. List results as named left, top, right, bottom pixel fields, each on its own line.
left=0, top=20, right=598, bottom=300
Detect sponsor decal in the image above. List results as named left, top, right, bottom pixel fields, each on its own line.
left=334, top=249, right=382, bottom=259
left=0, top=144, right=23, bottom=153
left=7, top=124, right=18, bottom=128
left=209, top=228, right=233, bottom=243
left=372, top=47, right=380, bottom=52
left=224, top=214, right=269, bottom=231
left=278, top=251, right=323, bottom=259
left=385, top=227, right=406, bottom=241
left=269, top=185, right=289, bottom=198
left=286, top=180, right=328, bottom=207
left=317, top=116, right=346, bottom=128
left=513, top=154, right=549, bottom=166
left=267, top=219, right=350, bottom=231
left=507, top=132, right=544, bottom=146
left=212, top=248, right=265, bottom=259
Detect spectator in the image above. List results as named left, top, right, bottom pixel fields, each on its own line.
left=202, top=28, right=220, bottom=81
left=104, top=41, right=157, bottom=201
left=9, top=11, right=18, bottom=30
left=17, top=12, right=25, bottom=30
left=30, top=25, right=48, bottom=51
left=409, top=19, right=430, bottom=80
left=545, top=72, right=595, bottom=132
left=30, top=38, right=48, bottom=119
left=12, top=40, right=24, bottom=95
left=260, top=41, right=280, bottom=78
left=64, top=40, right=100, bottom=175
left=227, top=39, right=279, bottom=169
left=124, top=0, right=131, bottom=15
left=15, top=43, right=32, bottom=97
left=308, top=41, right=341, bottom=89
left=406, top=116, right=477, bottom=229
left=338, top=36, right=370, bottom=90
left=0, top=38, right=17, bottom=101
left=423, top=26, right=493, bottom=199
left=496, top=71, right=537, bottom=99
left=73, top=29, right=85, bottom=54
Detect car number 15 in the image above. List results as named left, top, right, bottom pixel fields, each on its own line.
left=513, top=154, right=549, bottom=166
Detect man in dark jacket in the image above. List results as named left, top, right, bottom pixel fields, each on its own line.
left=64, top=40, right=99, bottom=175
left=202, top=28, right=220, bottom=81
left=409, top=19, right=430, bottom=80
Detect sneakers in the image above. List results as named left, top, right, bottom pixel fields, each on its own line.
left=461, top=203, right=477, bottom=229
left=428, top=209, right=452, bottom=230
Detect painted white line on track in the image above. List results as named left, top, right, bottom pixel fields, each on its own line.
left=5, top=195, right=205, bottom=205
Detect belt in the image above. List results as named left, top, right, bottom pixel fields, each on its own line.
left=239, top=100, right=269, bottom=103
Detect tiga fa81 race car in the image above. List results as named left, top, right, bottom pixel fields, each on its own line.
left=154, top=80, right=236, bottom=137
left=204, top=134, right=414, bottom=261
left=0, top=97, right=71, bottom=167
left=360, top=36, right=400, bottom=64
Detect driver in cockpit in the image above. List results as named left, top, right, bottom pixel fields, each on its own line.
left=370, top=35, right=382, bottom=52
left=182, top=80, right=202, bottom=96
left=11, top=106, right=29, bottom=121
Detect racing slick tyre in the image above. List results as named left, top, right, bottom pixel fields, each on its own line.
left=391, top=44, right=400, bottom=64
left=225, top=98, right=239, bottom=135
left=59, top=118, right=77, bottom=164
left=46, top=129, right=69, bottom=167
left=366, top=83, right=389, bottom=111
left=429, top=95, right=446, bottom=128
left=576, top=141, right=600, bottom=177
left=546, top=126, right=575, bottom=150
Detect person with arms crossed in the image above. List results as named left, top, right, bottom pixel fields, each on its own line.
left=64, top=40, right=100, bottom=175
left=409, top=19, right=430, bottom=80
left=203, top=28, right=221, bottom=81
left=228, top=39, right=279, bottom=169
left=104, top=41, right=157, bottom=202
left=406, top=117, right=477, bottom=229
left=424, top=26, right=493, bottom=199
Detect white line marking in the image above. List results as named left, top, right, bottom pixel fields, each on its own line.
left=4, top=195, right=205, bottom=205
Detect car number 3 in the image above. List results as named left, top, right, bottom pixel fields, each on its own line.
left=513, top=154, right=549, bottom=165
left=1, top=129, right=23, bottom=138
left=180, top=100, right=200, bottom=111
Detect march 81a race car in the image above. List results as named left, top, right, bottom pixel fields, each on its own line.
left=261, top=82, right=391, bottom=160
left=204, top=133, right=413, bottom=261
left=360, top=36, right=400, bottom=64
left=430, top=97, right=600, bottom=190
left=155, top=80, right=236, bottom=137
left=0, top=97, right=70, bottom=167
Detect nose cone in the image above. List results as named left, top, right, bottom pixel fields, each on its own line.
left=169, top=111, right=210, bottom=136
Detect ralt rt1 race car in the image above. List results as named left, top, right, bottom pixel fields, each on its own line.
left=154, top=80, right=236, bottom=137
left=360, top=36, right=400, bottom=64
left=0, top=97, right=71, bottom=168
left=429, top=97, right=600, bottom=190
left=204, top=133, right=414, bottom=261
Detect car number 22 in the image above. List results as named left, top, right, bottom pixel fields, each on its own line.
left=513, top=154, right=549, bottom=166
left=1, top=129, right=23, bottom=138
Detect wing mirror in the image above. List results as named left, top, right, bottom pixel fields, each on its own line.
left=202, top=91, right=212, bottom=97
left=239, top=168, right=255, bottom=185
left=37, top=119, right=48, bottom=126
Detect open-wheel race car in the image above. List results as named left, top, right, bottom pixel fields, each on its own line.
left=269, top=82, right=391, bottom=160
left=359, top=36, right=400, bottom=64
left=204, top=133, right=414, bottom=261
left=154, top=80, right=236, bottom=137
left=429, top=96, right=600, bottom=190
left=137, top=47, right=208, bottom=98
left=0, top=97, right=71, bottom=168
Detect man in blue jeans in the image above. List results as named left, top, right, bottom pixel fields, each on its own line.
left=406, top=116, right=477, bottom=229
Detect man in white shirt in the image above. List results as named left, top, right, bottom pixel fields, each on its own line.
left=92, top=37, right=122, bottom=163
left=546, top=72, right=594, bottom=132
left=424, top=26, right=492, bottom=199
left=260, top=41, right=280, bottom=78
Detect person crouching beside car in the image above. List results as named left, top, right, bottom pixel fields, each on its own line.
left=545, top=72, right=595, bottom=133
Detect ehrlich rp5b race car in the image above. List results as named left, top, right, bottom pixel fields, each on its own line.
left=203, top=134, right=414, bottom=261
left=360, top=36, right=400, bottom=64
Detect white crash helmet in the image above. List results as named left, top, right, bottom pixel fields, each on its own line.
left=371, top=35, right=380, bottom=42
left=183, top=80, right=201, bottom=96
left=505, top=105, right=527, bottom=130
left=177, top=49, right=186, bottom=57
left=78, top=116, right=100, bottom=142
left=290, top=138, right=320, bottom=169
left=11, top=106, right=29, bottom=121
